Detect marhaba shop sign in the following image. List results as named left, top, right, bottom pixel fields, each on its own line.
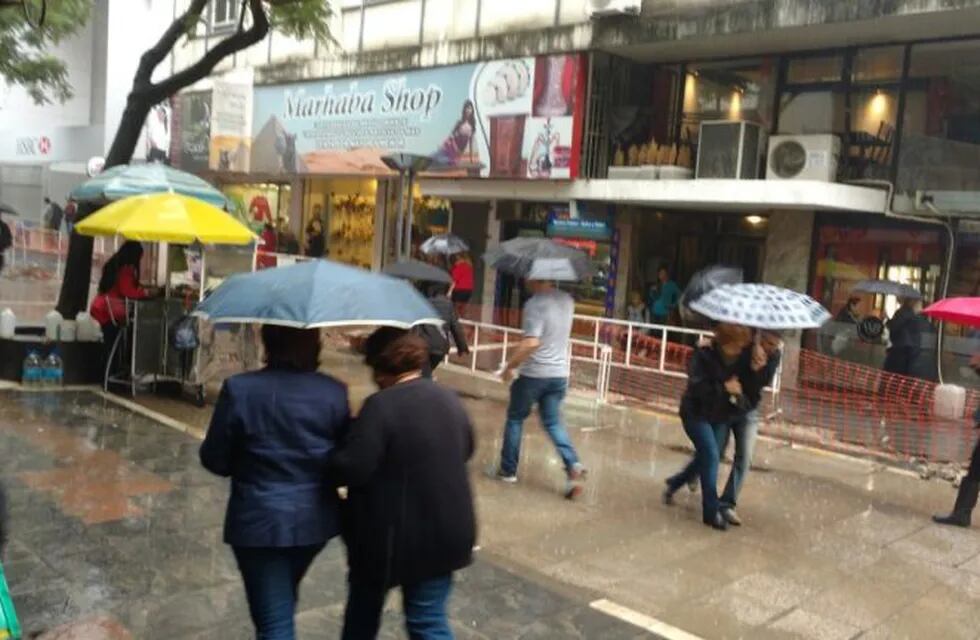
left=248, top=54, right=585, bottom=179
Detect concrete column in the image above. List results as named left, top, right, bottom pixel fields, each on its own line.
left=761, top=210, right=815, bottom=390
left=481, top=199, right=499, bottom=325
left=613, top=209, right=631, bottom=318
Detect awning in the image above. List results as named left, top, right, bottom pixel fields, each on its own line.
left=418, top=178, right=888, bottom=214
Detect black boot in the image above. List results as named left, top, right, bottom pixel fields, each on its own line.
left=933, top=477, right=979, bottom=528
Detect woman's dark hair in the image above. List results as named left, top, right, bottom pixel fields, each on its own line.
left=455, top=99, right=476, bottom=133
left=262, top=325, right=321, bottom=372
left=364, top=327, right=427, bottom=376
left=97, top=241, right=143, bottom=294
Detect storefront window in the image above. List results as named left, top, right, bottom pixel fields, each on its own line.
left=810, top=219, right=944, bottom=373
left=852, top=47, right=904, bottom=83
left=222, top=182, right=291, bottom=239
left=681, top=58, right=777, bottom=144
left=306, top=178, right=377, bottom=269
left=811, top=223, right=942, bottom=317
left=787, top=55, right=842, bottom=84
left=898, top=39, right=980, bottom=194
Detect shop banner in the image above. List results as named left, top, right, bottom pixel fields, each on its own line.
left=210, top=80, right=253, bottom=172
left=175, top=90, right=212, bottom=173
left=250, top=54, right=584, bottom=179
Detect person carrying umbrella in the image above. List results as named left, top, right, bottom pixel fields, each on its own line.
left=485, top=238, right=592, bottom=498
left=663, top=322, right=753, bottom=530
left=884, top=297, right=923, bottom=377
left=416, top=282, right=469, bottom=377
left=666, top=283, right=831, bottom=528
left=922, top=297, right=980, bottom=528
left=200, top=325, right=350, bottom=639
left=327, top=328, right=476, bottom=639
left=717, top=330, right=782, bottom=526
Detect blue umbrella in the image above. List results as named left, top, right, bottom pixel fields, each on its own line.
left=193, top=259, right=442, bottom=329
left=70, top=163, right=229, bottom=208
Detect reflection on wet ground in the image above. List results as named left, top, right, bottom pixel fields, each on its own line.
left=7, top=347, right=980, bottom=639
left=0, top=391, right=652, bottom=639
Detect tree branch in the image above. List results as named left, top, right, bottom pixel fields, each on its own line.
left=134, top=0, right=210, bottom=89
left=147, top=0, right=269, bottom=102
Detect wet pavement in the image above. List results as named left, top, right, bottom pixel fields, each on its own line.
left=0, top=390, right=653, bottom=639
left=5, top=350, right=980, bottom=639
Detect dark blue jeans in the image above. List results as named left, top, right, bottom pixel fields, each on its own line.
left=500, top=376, right=580, bottom=476
left=233, top=544, right=325, bottom=640
left=342, top=574, right=454, bottom=640
left=666, top=417, right=736, bottom=521
left=719, top=409, right=759, bottom=509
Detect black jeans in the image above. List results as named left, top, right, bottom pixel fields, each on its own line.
left=233, top=544, right=325, bottom=640
left=341, top=574, right=455, bottom=640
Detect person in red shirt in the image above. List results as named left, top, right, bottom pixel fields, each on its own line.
left=449, top=252, right=474, bottom=315
left=90, top=241, right=150, bottom=364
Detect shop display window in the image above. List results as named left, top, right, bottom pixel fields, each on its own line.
left=306, top=178, right=376, bottom=269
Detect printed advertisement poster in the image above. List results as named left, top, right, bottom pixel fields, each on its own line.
left=176, top=91, right=212, bottom=172
left=250, top=54, right=582, bottom=179
left=210, top=80, right=253, bottom=172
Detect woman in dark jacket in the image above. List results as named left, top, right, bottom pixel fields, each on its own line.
left=663, top=323, right=753, bottom=530
left=200, top=326, right=349, bottom=640
left=328, top=328, right=476, bottom=640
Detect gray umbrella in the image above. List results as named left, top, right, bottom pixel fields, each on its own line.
left=0, top=203, right=19, bottom=216
left=420, top=233, right=469, bottom=256
left=689, top=283, right=831, bottom=330
left=383, top=259, right=453, bottom=284
left=483, top=237, right=592, bottom=282
left=680, top=264, right=743, bottom=325
left=853, top=279, right=922, bottom=299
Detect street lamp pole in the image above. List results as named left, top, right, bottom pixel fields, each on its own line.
left=381, top=153, right=431, bottom=262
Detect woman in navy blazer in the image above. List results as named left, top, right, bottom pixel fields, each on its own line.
left=200, top=325, right=349, bottom=640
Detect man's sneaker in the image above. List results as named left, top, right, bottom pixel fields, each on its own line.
left=721, top=507, right=742, bottom=526
left=496, top=470, right=518, bottom=484
left=687, top=478, right=698, bottom=493
left=564, top=463, right=587, bottom=500
left=568, top=463, right=588, bottom=481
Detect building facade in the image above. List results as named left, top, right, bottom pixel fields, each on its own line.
left=168, top=0, right=980, bottom=383
left=0, top=0, right=173, bottom=224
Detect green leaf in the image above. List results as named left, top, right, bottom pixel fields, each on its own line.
left=0, top=0, right=91, bottom=104
left=265, top=0, right=335, bottom=45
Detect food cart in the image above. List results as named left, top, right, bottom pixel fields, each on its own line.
left=75, top=192, right=256, bottom=405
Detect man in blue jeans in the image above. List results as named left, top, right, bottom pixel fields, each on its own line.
left=498, top=279, right=587, bottom=499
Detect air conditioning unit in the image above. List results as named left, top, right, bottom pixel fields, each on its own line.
left=588, top=0, right=641, bottom=18
left=766, top=134, right=840, bottom=182
left=695, top=121, right=765, bottom=180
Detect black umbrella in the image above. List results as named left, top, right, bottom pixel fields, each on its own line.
left=383, top=259, right=453, bottom=284
left=483, top=237, right=593, bottom=282
left=679, top=265, right=743, bottom=325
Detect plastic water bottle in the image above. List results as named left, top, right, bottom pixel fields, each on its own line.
left=21, top=351, right=42, bottom=388
left=43, top=350, right=64, bottom=388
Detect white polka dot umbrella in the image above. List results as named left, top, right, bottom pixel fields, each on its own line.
left=688, top=283, right=831, bottom=330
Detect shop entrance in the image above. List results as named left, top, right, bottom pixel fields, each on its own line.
left=628, top=210, right=769, bottom=320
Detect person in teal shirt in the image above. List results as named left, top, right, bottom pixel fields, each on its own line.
left=649, top=265, right=681, bottom=324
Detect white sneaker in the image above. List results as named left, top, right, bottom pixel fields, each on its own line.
left=496, top=470, right=518, bottom=484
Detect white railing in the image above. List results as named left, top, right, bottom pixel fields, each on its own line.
left=455, top=314, right=782, bottom=411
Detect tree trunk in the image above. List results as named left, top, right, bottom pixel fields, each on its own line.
left=56, top=97, right=153, bottom=318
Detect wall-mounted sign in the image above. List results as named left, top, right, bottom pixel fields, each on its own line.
left=15, top=135, right=52, bottom=158
left=210, top=80, right=252, bottom=172
left=248, top=54, right=584, bottom=179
